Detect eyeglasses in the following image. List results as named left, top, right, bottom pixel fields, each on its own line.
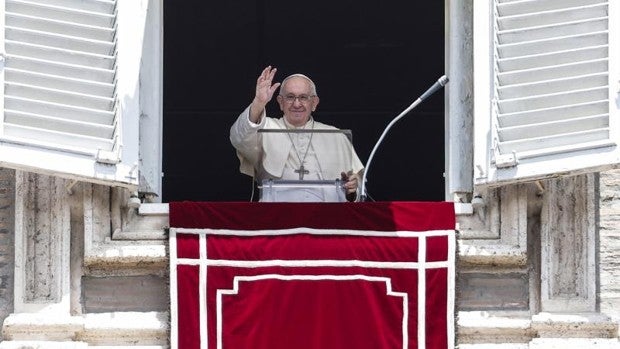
left=280, top=94, right=315, bottom=104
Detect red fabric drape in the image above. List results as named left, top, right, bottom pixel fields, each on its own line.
left=170, top=202, right=455, bottom=349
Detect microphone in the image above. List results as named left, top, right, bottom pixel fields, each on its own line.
left=360, top=75, right=449, bottom=202
left=419, top=75, right=449, bottom=101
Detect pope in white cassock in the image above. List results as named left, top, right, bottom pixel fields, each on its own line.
left=230, top=66, right=365, bottom=202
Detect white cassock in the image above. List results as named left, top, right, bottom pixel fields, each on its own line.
left=230, top=105, right=365, bottom=202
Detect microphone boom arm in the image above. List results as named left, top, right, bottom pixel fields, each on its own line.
left=359, top=75, right=449, bottom=201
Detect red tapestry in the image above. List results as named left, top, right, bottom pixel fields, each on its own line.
left=169, top=201, right=455, bottom=349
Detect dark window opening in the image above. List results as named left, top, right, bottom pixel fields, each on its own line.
left=163, top=1, right=445, bottom=202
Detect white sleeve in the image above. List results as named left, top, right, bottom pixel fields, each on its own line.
left=229, top=105, right=267, bottom=176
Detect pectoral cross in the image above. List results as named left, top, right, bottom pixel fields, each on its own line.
left=295, top=165, right=309, bottom=180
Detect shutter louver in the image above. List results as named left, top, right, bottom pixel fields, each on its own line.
left=3, top=0, right=119, bottom=158
left=492, top=0, right=611, bottom=161
left=474, top=0, right=620, bottom=186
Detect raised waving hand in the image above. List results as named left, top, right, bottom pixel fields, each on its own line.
left=249, top=66, right=281, bottom=123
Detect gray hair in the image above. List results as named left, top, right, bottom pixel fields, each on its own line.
left=280, top=73, right=318, bottom=96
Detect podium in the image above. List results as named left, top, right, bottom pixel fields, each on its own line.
left=259, top=179, right=346, bottom=202
left=256, top=128, right=357, bottom=202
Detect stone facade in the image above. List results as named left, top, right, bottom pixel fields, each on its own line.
left=0, top=169, right=618, bottom=348
left=456, top=171, right=620, bottom=347
left=0, top=172, right=168, bottom=348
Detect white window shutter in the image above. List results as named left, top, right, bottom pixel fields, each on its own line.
left=473, top=0, right=620, bottom=186
left=0, top=0, right=147, bottom=188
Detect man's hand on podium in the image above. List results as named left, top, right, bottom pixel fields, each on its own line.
left=341, top=171, right=359, bottom=202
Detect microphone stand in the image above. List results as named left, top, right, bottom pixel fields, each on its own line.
left=360, top=75, right=449, bottom=202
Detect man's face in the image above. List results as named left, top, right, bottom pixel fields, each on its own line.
left=277, top=77, right=320, bottom=127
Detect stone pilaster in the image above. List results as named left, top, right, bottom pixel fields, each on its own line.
left=0, top=169, right=15, bottom=340
left=13, top=171, right=71, bottom=314
left=540, top=174, right=596, bottom=312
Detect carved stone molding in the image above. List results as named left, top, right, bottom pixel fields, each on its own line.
left=82, top=184, right=166, bottom=268
left=458, top=311, right=618, bottom=345
left=540, top=174, right=596, bottom=312
left=110, top=187, right=168, bottom=240
left=1, top=311, right=168, bottom=345
left=14, top=171, right=70, bottom=313
left=458, top=184, right=529, bottom=266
